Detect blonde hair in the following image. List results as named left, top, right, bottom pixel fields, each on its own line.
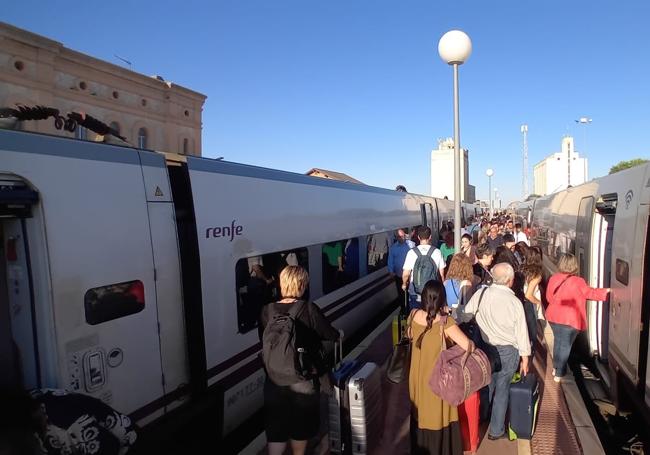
left=446, top=253, right=474, bottom=282
left=558, top=253, right=579, bottom=275
left=279, top=265, right=309, bottom=299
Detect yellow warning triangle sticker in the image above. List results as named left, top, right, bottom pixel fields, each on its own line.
left=154, top=186, right=163, bottom=197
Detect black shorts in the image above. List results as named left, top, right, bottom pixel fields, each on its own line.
left=264, top=379, right=320, bottom=442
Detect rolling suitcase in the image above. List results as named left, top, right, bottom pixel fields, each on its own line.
left=508, top=372, right=539, bottom=440
left=347, top=362, right=383, bottom=455
left=329, top=339, right=359, bottom=454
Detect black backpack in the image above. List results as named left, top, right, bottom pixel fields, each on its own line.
left=262, top=301, right=310, bottom=386
left=412, top=247, right=440, bottom=294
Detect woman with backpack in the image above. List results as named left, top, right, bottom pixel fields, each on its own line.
left=260, top=266, right=339, bottom=455
left=409, top=280, right=473, bottom=455
left=546, top=254, right=610, bottom=383
left=443, top=254, right=474, bottom=319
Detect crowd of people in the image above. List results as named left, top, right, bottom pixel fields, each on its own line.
left=0, top=208, right=612, bottom=455
left=256, top=211, right=611, bottom=455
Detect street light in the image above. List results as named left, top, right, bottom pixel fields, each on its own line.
left=438, top=30, right=472, bottom=252
left=486, top=168, right=494, bottom=218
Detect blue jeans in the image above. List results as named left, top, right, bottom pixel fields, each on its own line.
left=408, top=293, right=420, bottom=311
left=523, top=300, right=538, bottom=356
left=488, top=345, right=520, bottom=437
left=550, top=322, right=579, bottom=377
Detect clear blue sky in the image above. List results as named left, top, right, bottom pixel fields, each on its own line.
left=4, top=0, right=650, bottom=204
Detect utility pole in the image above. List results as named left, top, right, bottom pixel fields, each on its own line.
left=521, top=124, right=528, bottom=199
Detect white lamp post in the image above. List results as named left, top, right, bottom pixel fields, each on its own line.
left=438, top=30, right=472, bottom=252
left=486, top=168, right=494, bottom=218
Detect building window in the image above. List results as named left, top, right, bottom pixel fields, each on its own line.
left=84, top=280, right=145, bottom=325
left=138, top=128, right=148, bottom=149
left=235, top=248, right=309, bottom=333
left=182, top=138, right=189, bottom=155
left=75, top=126, right=88, bottom=141
left=109, top=122, right=120, bottom=135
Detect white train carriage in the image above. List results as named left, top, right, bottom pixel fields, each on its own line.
left=527, top=164, right=650, bottom=414
left=0, top=129, right=461, bottom=440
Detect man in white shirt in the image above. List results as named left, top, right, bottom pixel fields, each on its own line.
left=514, top=223, right=530, bottom=246
left=401, top=226, right=446, bottom=310
left=459, top=262, right=531, bottom=440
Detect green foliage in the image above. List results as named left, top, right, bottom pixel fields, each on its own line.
left=609, top=159, right=648, bottom=174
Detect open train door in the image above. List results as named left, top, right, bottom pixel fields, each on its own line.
left=0, top=178, right=39, bottom=388
left=576, top=195, right=614, bottom=372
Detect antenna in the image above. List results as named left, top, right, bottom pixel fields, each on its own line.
left=521, top=124, right=528, bottom=199
left=114, top=54, right=132, bottom=69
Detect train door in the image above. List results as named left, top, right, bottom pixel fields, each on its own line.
left=583, top=196, right=615, bottom=362
left=422, top=203, right=438, bottom=243
left=1, top=133, right=170, bottom=425
left=1, top=180, right=40, bottom=388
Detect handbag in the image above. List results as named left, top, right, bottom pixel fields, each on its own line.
left=386, top=309, right=415, bottom=384
left=458, top=288, right=487, bottom=346
left=428, top=316, right=492, bottom=406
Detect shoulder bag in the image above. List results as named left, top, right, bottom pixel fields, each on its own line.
left=428, top=316, right=492, bottom=406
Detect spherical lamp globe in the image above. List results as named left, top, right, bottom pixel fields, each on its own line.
left=486, top=168, right=494, bottom=177
left=438, top=30, right=472, bottom=65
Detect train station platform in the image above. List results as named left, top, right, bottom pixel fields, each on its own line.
left=247, top=308, right=604, bottom=455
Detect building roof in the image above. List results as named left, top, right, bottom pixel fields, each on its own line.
left=306, top=168, right=364, bottom=185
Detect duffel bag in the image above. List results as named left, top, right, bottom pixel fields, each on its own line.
left=428, top=316, right=492, bottom=406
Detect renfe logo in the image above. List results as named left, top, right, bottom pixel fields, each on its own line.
left=206, top=220, right=243, bottom=241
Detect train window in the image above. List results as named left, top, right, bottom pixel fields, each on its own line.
left=84, top=280, right=145, bottom=325
left=367, top=231, right=391, bottom=274
left=615, top=259, right=629, bottom=286
left=235, top=248, right=309, bottom=333
left=322, top=239, right=359, bottom=294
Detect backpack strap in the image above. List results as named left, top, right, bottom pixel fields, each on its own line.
left=425, top=246, right=435, bottom=258
left=414, top=247, right=423, bottom=258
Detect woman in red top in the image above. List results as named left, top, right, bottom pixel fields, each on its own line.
left=546, top=253, right=610, bottom=382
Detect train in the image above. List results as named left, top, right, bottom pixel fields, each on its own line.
left=0, top=128, right=484, bottom=445
left=515, top=165, right=650, bottom=419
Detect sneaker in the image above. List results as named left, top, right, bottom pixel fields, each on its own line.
left=553, top=375, right=561, bottom=383
left=552, top=368, right=556, bottom=376
left=487, top=433, right=506, bottom=441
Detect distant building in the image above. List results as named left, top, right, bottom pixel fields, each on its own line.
left=430, top=138, right=475, bottom=203
left=533, top=136, right=588, bottom=195
left=306, top=168, right=364, bottom=184
left=0, top=22, right=206, bottom=155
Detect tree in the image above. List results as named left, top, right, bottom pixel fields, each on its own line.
left=609, top=158, right=648, bottom=174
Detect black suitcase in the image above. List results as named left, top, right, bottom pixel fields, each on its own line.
left=508, top=372, right=539, bottom=440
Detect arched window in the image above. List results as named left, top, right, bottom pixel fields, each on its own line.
left=138, top=127, right=148, bottom=149
left=109, top=122, right=121, bottom=135
left=182, top=138, right=189, bottom=155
